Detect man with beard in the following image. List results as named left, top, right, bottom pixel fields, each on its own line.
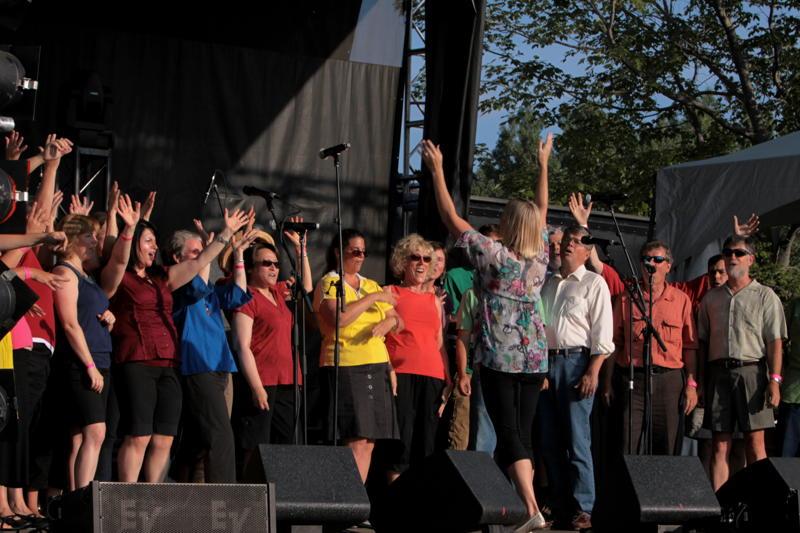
left=698, top=235, right=787, bottom=490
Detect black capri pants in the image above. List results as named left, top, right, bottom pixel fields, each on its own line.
left=480, top=366, right=545, bottom=470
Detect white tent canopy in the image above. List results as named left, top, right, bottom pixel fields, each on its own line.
left=655, top=131, right=800, bottom=278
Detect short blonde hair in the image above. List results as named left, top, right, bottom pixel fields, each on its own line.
left=499, top=199, right=544, bottom=259
left=390, top=233, right=434, bottom=279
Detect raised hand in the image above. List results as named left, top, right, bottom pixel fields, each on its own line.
left=41, top=135, right=73, bottom=161
left=232, top=228, right=258, bottom=254
left=5, top=130, right=28, bottom=160
left=223, top=208, right=249, bottom=234
left=142, top=191, right=157, bottom=221
left=26, top=201, right=49, bottom=234
left=283, top=216, right=306, bottom=251
left=421, top=139, right=443, bottom=174
left=69, top=194, right=94, bottom=215
left=538, top=131, right=554, bottom=164
left=107, top=181, right=120, bottom=214
left=192, top=219, right=213, bottom=246
left=49, top=191, right=64, bottom=229
left=42, top=231, right=68, bottom=252
left=734, top=213, right=760, bottom=237
left=568, top=192, right=592, bottom=226
left=117, top=194, right=142, bottom=228
left=245, top=205, right=256, bottom=233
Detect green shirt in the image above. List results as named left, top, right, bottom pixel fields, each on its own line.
left=698, top=279, right=787, bottom=362
left=784, top=299, right=800, bottom=404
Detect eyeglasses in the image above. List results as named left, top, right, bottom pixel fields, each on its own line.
left=641, top=255, right=668, bottom=264
left=347, top=248, right=367, bottom=258
left=722, top=248, right=751, bottom=258
left=408, top=253, right=432, bottom=263
left=255, top=259, right=280, bottom=268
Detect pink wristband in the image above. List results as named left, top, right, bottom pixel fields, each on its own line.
left=771, top=373, right=783, bottom=384
left=686, top=378, right=698, bottom=389
left=86, top=363, right=96, bottom=370
left=119, top=233, right=133, bottom=242
left=23, top=266, right=30, bottom=281
left=234, top=264, right=245, bottom=270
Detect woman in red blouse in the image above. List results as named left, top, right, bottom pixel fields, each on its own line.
left=384, top=233, right=449, bottom=481
left=232, top=234, right=311, bottom=477
left=111, top=209, right=248, bottom=483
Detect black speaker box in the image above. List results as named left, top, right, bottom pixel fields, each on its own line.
left=373, top=449, right=527, bottom=533
left=595, top=455, right=720, bottom=531
left=51, top=481, right=275, bottom=533
left=717, top=457, right=800, bottom=532
left=255, top=444, right=370, bottom=529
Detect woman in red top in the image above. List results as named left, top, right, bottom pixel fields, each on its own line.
left=384, top=233, right=449, bottom=481
left=232, top=233, right=311, bottom=478
left=112, top=208, right=248, bottom=483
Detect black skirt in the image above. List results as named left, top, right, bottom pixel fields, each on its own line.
left=323, top=362, right=399, bottom=442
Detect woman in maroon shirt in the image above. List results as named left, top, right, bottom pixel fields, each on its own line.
left=112, top=209, right=248, bottom=483
left=232, top=235, right=311, bottom=478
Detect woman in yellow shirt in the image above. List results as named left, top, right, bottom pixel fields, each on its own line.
left=315, top=229, right=401, bottom=483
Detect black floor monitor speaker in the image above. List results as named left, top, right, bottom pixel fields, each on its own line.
left=595, top=455, right=721, bottom=531
left=717, top=457, right=800, bottom=532
left=51, top=481, right=275, bottom=533
left=373, top=449, right=527, bottom=533
left=255, top=444, right=370, bottom=530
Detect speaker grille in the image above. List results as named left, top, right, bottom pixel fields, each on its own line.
left=94, top=482, right=273, bottom=533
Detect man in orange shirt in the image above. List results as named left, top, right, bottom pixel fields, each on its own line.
left=603, top=240, right=699, bottom=455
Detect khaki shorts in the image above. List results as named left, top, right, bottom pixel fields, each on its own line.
left=705, top=361, right=775, bottom=433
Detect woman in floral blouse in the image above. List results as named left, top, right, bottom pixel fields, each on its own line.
left=422, top=134, right=553, bottom=533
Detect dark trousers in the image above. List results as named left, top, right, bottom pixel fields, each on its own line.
left=392, top=373, right=445, bottom=473
left=182, top=372, right=236, bottom=483
left=23, top=345, right=51, bottom=489
left=615, top=366, right=684, bottom=456
left=481, top=367, right=545, bottom=470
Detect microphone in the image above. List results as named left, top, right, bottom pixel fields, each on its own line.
left=319, top=143, right=351, bottom=160
left=643, top=262, right=656, bottom=274
left=581, top=235, right=620, bottom=247
left=588, top=192, right=629, bottom=205
left=283, top=221, right=320, bottom=232
left=243, top=185, right=280, bottom=200
left=203, top=170, right=220, bottom=205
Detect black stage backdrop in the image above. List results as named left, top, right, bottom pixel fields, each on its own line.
left=417, top=0, right=485, bottom=244
left=10, top=0, right=405, bottom=282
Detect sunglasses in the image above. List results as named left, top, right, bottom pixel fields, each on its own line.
left=255, top=259, right=280, bottom=268
left=722, top=248, right=751, bottom=258
left=347, top=248, right=368, bottom=258
left=641, top=255, right=668, bottom=264
left=408, top=253, right=432, bottom=264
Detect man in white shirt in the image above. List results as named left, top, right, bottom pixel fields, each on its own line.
left=538, top=225, right=615, bottom=531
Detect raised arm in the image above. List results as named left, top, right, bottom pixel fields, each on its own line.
left=102, top=181, right=120, bottom=259
left=283, top=217, right=313, bottom=294
left=167, top=208, right=248, bottom=291
left=100, top=194, right=140, bottom=298
left=230, top=229, right=258, bottom=291
left=421, top=140, right=473, bottom=238
left=568, top=192, right=604, bottom=273
left=535, top=132, right=553, bottom=227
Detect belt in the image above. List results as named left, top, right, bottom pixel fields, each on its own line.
left=631, top=365, right=679, bottom=375
left=710, top=358, right=761, bottom=369
left=548, top=347, right=590, bottom=357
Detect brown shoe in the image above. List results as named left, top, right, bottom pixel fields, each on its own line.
left=571, top=511, right=592, bottom=531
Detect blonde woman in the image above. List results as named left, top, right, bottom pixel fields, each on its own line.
left=422, top=134, right=553, bottom=532
left=384, top=234, right=448, bottom=481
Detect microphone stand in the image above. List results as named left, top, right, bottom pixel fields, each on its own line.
left=602, top=201, right=666, bottom=455
left=330, top=153, right=346, bottom=447
left=265, top=196, right=313, bottom=444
